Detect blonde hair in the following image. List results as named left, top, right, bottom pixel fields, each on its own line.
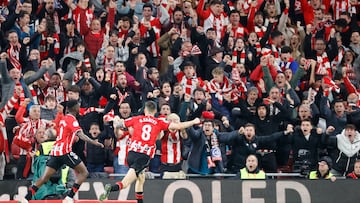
left=167, top=113, right=180, bottom=123
left=211, top=67, right=224, bottom=76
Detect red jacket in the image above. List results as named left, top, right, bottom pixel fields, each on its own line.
left=84, top=32, right=104, bottom=58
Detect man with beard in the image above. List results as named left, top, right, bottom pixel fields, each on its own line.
left=36, top=0, right=71, bottom=34
left=162, top=7, right=187, bottom=35
left=102, top=72, right=138, bottom=115
left=219, top=123, right=293, bottom=173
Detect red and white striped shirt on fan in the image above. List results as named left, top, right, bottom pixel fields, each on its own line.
left=139, top=17, right=162, bottom=57
left=161, top=130, right=182, bottom=164
left=124, top=115, right=170, bottom=158
left=51, top=114, right=81, bottom=156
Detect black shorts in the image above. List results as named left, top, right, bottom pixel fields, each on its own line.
left=126, top=151, right=150, bottom=175
left=46, top=152, right=82, bottom=171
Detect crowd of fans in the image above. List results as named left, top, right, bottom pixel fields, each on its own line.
left=1, top=0, right=360, bottom=182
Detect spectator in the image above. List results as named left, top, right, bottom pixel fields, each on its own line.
left=31, top=128, right=69, bottom=200
left=327, top=124, right=360, bottom=176
left=186, top=119, right=232, bottom=174
left=14, top=101, right=50, bottom=179
left=40, top=95, right=57, bottom=121
left=206, top=67, right=234, bottom=118
left=86, top=123, right=106, bottom=175
left=289, top=119, right=328, bottom=175
left=160, top=113, right=188, bottom=175
left=309, top=156, right=336, bottom=181
left=346, top=160, right=360, bottom=179
left=219, top=123, right=293, bottom=173
left=238, top=154, right=266, bottom=179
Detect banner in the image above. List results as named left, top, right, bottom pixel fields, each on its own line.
left=0, top=179, right=358, bottom=203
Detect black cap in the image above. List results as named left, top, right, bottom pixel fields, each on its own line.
left=319, top=156, right=332, bottom=169
left=66, top=100, right=79, bottom=109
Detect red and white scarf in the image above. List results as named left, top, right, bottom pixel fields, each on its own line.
left=103, top=56, right=115, bottom=72
left=180, top=75, right=200, bottom=95
left=7, top=44, right=21, bottom=71
left=45, top=85, right=66, bottom=104
left=231, top=72, right=247, bottom=102
left=103, top=109, right=115, bottom=123
left=111, top=71, right=117, bottom=87
left=271, top=44, right=280, bottom=59
left=232, top=48, right=246, bottom=67
left=331, top=48, right=344, bottom=71
left=316, top=52, right=332, bottom=77
left=279, top=57, right=294, bottom=72
left=323, top=76, right=340, bottom=94
left=254, top=42, right=261, bottom=56
left=116, top=87, right=129, bottom=106
left=254, top=26, right=266, bottom=39
left=28, top=85, right=38, bottom=105
left=2, top=94, right=18, bottom=115
left=207, top=76, right=233, bottom=105
left=84, top=56, right=91, bottom=72
left=73, top=68, right=83, bottom=83
left=14, top=83, right=25, bottom=110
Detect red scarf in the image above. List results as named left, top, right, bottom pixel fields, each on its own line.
left=13, top=83, right=25, bottom=110
left=73, top=68, right=83, bottom=83
left=271, top=44, right=280, bottom=59
left=7, top=43, right=21, bottom=71
left=331, top=48, right=344, bottom=71
left=28, top=85, right=38, bottom=105
left=232, top=48, right=246, bottom=67
left=103, top=56, right=115, bottom=72
left=254, top=26, right=266, bottom=39
left=316, top=52, right=332, bottom=77
left=207, top=76, right=233, bottom=105
left=254, top=42, right=261, bottom=56
left=116, top=87, right=128, bottom=106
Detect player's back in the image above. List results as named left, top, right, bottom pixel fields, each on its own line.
left=125, top=115, right=170, bottom=157
left=51, top=114, right=81, bottom=156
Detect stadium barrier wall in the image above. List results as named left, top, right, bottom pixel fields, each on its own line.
left=0, top=179, right=358, bottom=203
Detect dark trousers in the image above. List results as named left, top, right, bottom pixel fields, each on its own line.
left=257, top=152, right=277, bottom=173
left=5, top=117, right=17, bottom=147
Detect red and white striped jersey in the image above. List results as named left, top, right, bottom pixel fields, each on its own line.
left=139, top=17, right=162, bottom=57
left=16, top=119, right=48, bottom=154
left=51, top=114, right=81, bottom=156
left=254, top=25, right=267, bottom=39
left=72, top=6, right=93, bottom=36
left=44, top=85, right=67, bottom=104
left=223, top=25, right=248, bottom=39
left=116, top=133, right=130, bottom=165
left=332, top=0, right=351, bottom=20
left=203, top=13, right=227, bottom=45
left=161, top=130, right=182, bottom=164
left=39, top=32, right=60, bottom=60
left=177, top=72, right=205, bottom=95
left=124, top=115, right=170, bottom=158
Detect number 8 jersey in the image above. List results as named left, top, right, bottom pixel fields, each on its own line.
left=124, top=115, right=170, bottom=158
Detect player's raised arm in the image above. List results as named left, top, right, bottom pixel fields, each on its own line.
left=168, top=118, right=201, bottom=131
left=76, top=130, right=104, bottom=148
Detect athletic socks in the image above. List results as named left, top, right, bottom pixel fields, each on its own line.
left=111, top=182, right=123, bottom=191
left=136, top=192, right=144, bottom=203
left=67, top=183, right=81, bottom=198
